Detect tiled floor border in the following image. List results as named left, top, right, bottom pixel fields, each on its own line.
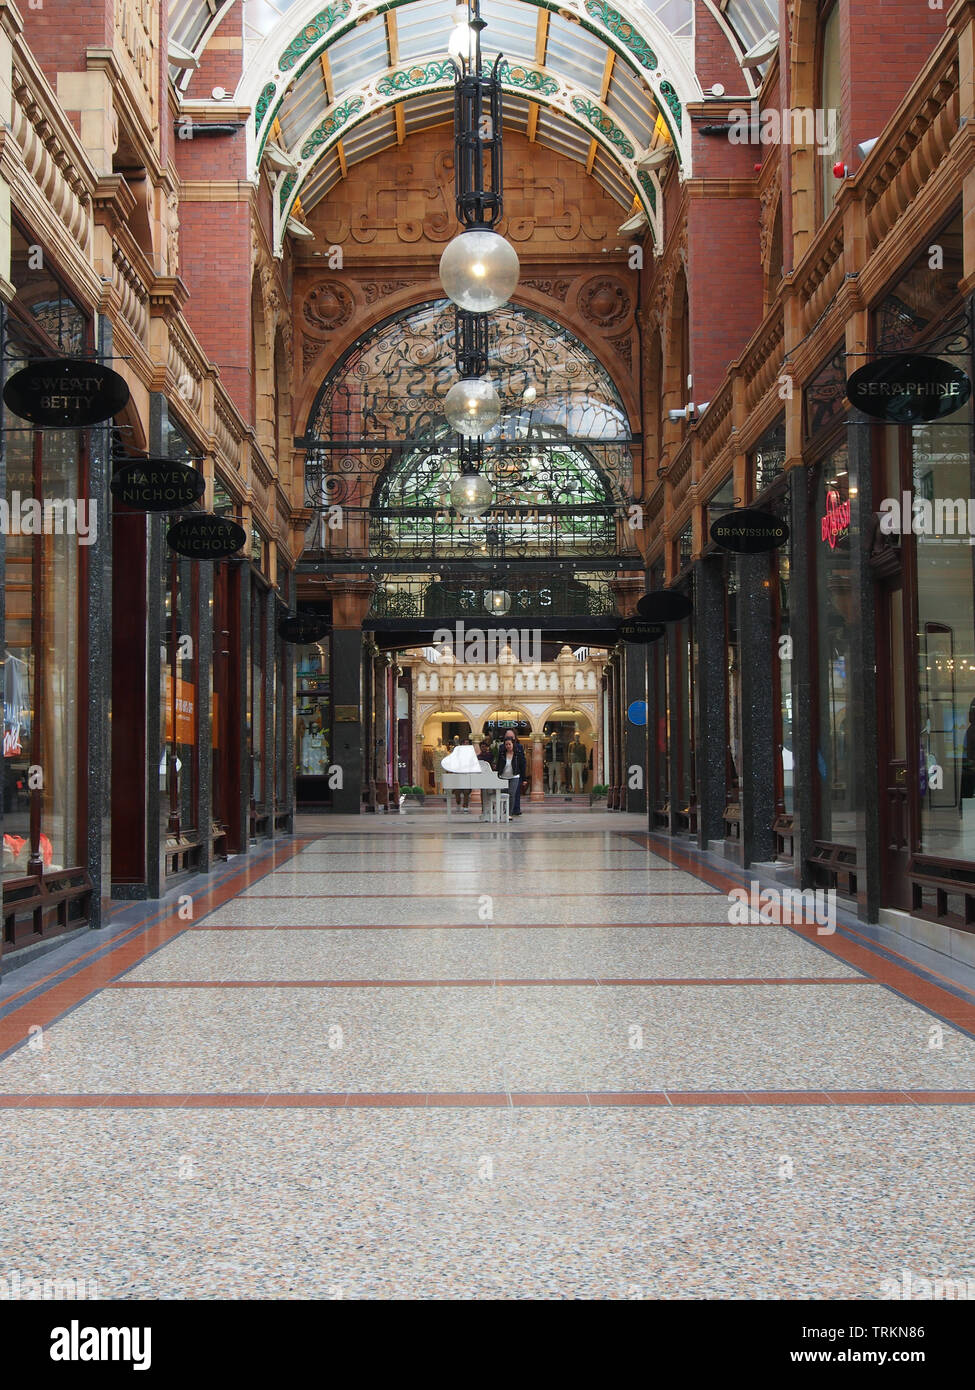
left=105, top=976, right=876, bottom=988
left=0, top=1090, right=973, bottom=1109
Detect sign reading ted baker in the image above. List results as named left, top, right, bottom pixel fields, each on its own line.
left=617, top=618, right=666, bottom=644
left=167, top=514, right=246, bottom=560
left=111, top=460, right=206, bottom=512
left=846, top=354, right=971, bottom=423
left=3, top=359, right=130, bottom=426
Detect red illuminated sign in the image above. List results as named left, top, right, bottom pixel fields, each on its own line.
left=821, top=488, right=850, bottom=548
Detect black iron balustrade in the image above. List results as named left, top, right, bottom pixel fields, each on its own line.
left=367, top=574, right=616, bottom=620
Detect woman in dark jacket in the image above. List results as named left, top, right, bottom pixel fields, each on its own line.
left=496, top=733, right=527, bottom=816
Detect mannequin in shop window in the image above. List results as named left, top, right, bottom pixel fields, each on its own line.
left=301, top=715, right=328, bottom=775
left=960, top=699, right=975, bottom=806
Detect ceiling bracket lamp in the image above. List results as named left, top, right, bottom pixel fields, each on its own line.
left=446, top=307, right=499, bottom=436
left=439, top=0, right=519, bottom=313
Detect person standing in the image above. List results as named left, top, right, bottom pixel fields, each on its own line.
left=547, top=731, right=563, bottom=795
left=496, top=732, right=527, bottom=817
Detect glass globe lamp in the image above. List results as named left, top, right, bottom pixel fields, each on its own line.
left=444, top=378, right=501, bottom=437
left=439, top=229, right=520, bottom=312
left=484, top=589, right=511, bottom=615
left=450, top=469, right=493, bottom=518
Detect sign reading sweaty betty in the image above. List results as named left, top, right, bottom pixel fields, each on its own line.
left=3, top=359, right=130, bottom=426
left=167, top=514, right=245, bottom=560
left=846, top=354, right=971, bottom=423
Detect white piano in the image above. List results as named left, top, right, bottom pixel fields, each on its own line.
left=441, top=759, right=510, bottom=821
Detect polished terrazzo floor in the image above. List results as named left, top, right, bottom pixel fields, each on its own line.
left=2, top=812, right=975, bottom=1299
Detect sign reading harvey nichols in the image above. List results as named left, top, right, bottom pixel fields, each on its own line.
left=167, top=514, right=246, bottom=560
left=3, top=358, right=130, bottom=426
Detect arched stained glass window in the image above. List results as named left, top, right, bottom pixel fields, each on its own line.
left=303, top=298, right=635, bottom=560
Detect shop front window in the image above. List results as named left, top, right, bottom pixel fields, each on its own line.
left=813, top=443, right=863, bottom=853
left=2, top=403, right=83, bottom=879
left=296, top=635, right=332, bottom=800
left=161, top=556, right=199, bottom=844
left=912, top=386, right=975, bottom=859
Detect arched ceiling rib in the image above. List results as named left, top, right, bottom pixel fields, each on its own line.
left=173, top=0, right=708, bottom=256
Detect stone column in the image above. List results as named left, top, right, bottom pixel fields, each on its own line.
left=322, top=577, right=376, bottom=815
left=530, top=738, right=545, bottom=803
left=693, top=555, right=727, bottom=849
left=738, top=552, right=776, bottom=866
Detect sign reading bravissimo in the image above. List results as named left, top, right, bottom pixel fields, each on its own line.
left=3, top=359, right=130, bottom=426
left=167, top=514, right=246, bottom=560
left=710, top=508, right=789, bottom=553
left=846, top=354, right=971, bottom=423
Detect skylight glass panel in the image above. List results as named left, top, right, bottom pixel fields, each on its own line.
left=647, top=0, right=694, bottom=39
left=723, top=0, right=777, bottom=49
left=403, top=91, right=454, bottom=134
left=396, top=0, right=454, bottom=63
left=546, top=15, right=606, bottom=89
left=276, top=65, right=330, bottom=149
left=592, top=148, right=631, bottom=208
left=343, top=109, right=397, bottom=163
left=605, top=70, right=654, bottom=146
left=502, top=94, right=530, bottom=131
left=536, top=110, right=590, bottom=162
left=327, top=16, right=389, bottom=90
left=479, top=0, right=537, bottom=65
left=301, top=152, right=343, bottom=210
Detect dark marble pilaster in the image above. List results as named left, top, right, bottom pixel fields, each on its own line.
left=738, top=551, right=776, bottom=866
left=693, top=556, right=727, bottom=848
left=85, top=315, right=114, bottom=926
left=0, top=305, right=7, bottom=903
left=262, top=587, right=275, bottom=835
left=331, top=628, right=365, bottom=813
left=665, top=623, right=681, bottom=834
left=238, top=567, right=252, bottom=846
left=848, top=415, right=881, bottom=921
left=789, top=467, right=816, bottom=889
left=282, top=610, right=295, bottom=832
left=143, top=394, right=167, bottom=899
left=195, top=563, right=214, bottom=873
left=623, top=643, right=647, bottom=812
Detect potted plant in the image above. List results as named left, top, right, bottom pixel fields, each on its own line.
left=589, top=783, right=609, bottom=806
left=400, top=784, right=426, bottom=810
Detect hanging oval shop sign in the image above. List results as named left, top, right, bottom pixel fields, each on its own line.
left=110, top=459, right=206, bottom=512
left=710, top=508, right=789, bottom=553
left=278, top=613, right=331, bottom=643
left=166, top=513, right=246, bottom=560
left=636, top=589, right=693, bottom=623
left=617, top=618, right=666, bottom=644
left=3, top=358, right=130, bottom=427
left=846, top=354, right=971, bottom=423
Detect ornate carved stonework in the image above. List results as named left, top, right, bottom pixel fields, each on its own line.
left=310, top=131, right=616, bottom=248
left=578, top=276, right=631, bottom=329
left=521, top=278, right=572, bottom=301
left=302, top=337, right=324, bottom=372
left=166, top=190, right=180, bottom=276
left=608, top=333, right=633, bottom=370
left=302, top=282, right=356, bottom=333
left=362, top=279, right=415, bottom=304
left=759, top=167, right=782, bottom=271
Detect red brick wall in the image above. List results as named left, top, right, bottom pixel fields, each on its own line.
left=179, top=200, right=253, bottom=420
left=842, top=0, right=946, bottom=166
left=18, top=0, right=113, bottom=88
left=687, top=196, right=763, bottom=401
